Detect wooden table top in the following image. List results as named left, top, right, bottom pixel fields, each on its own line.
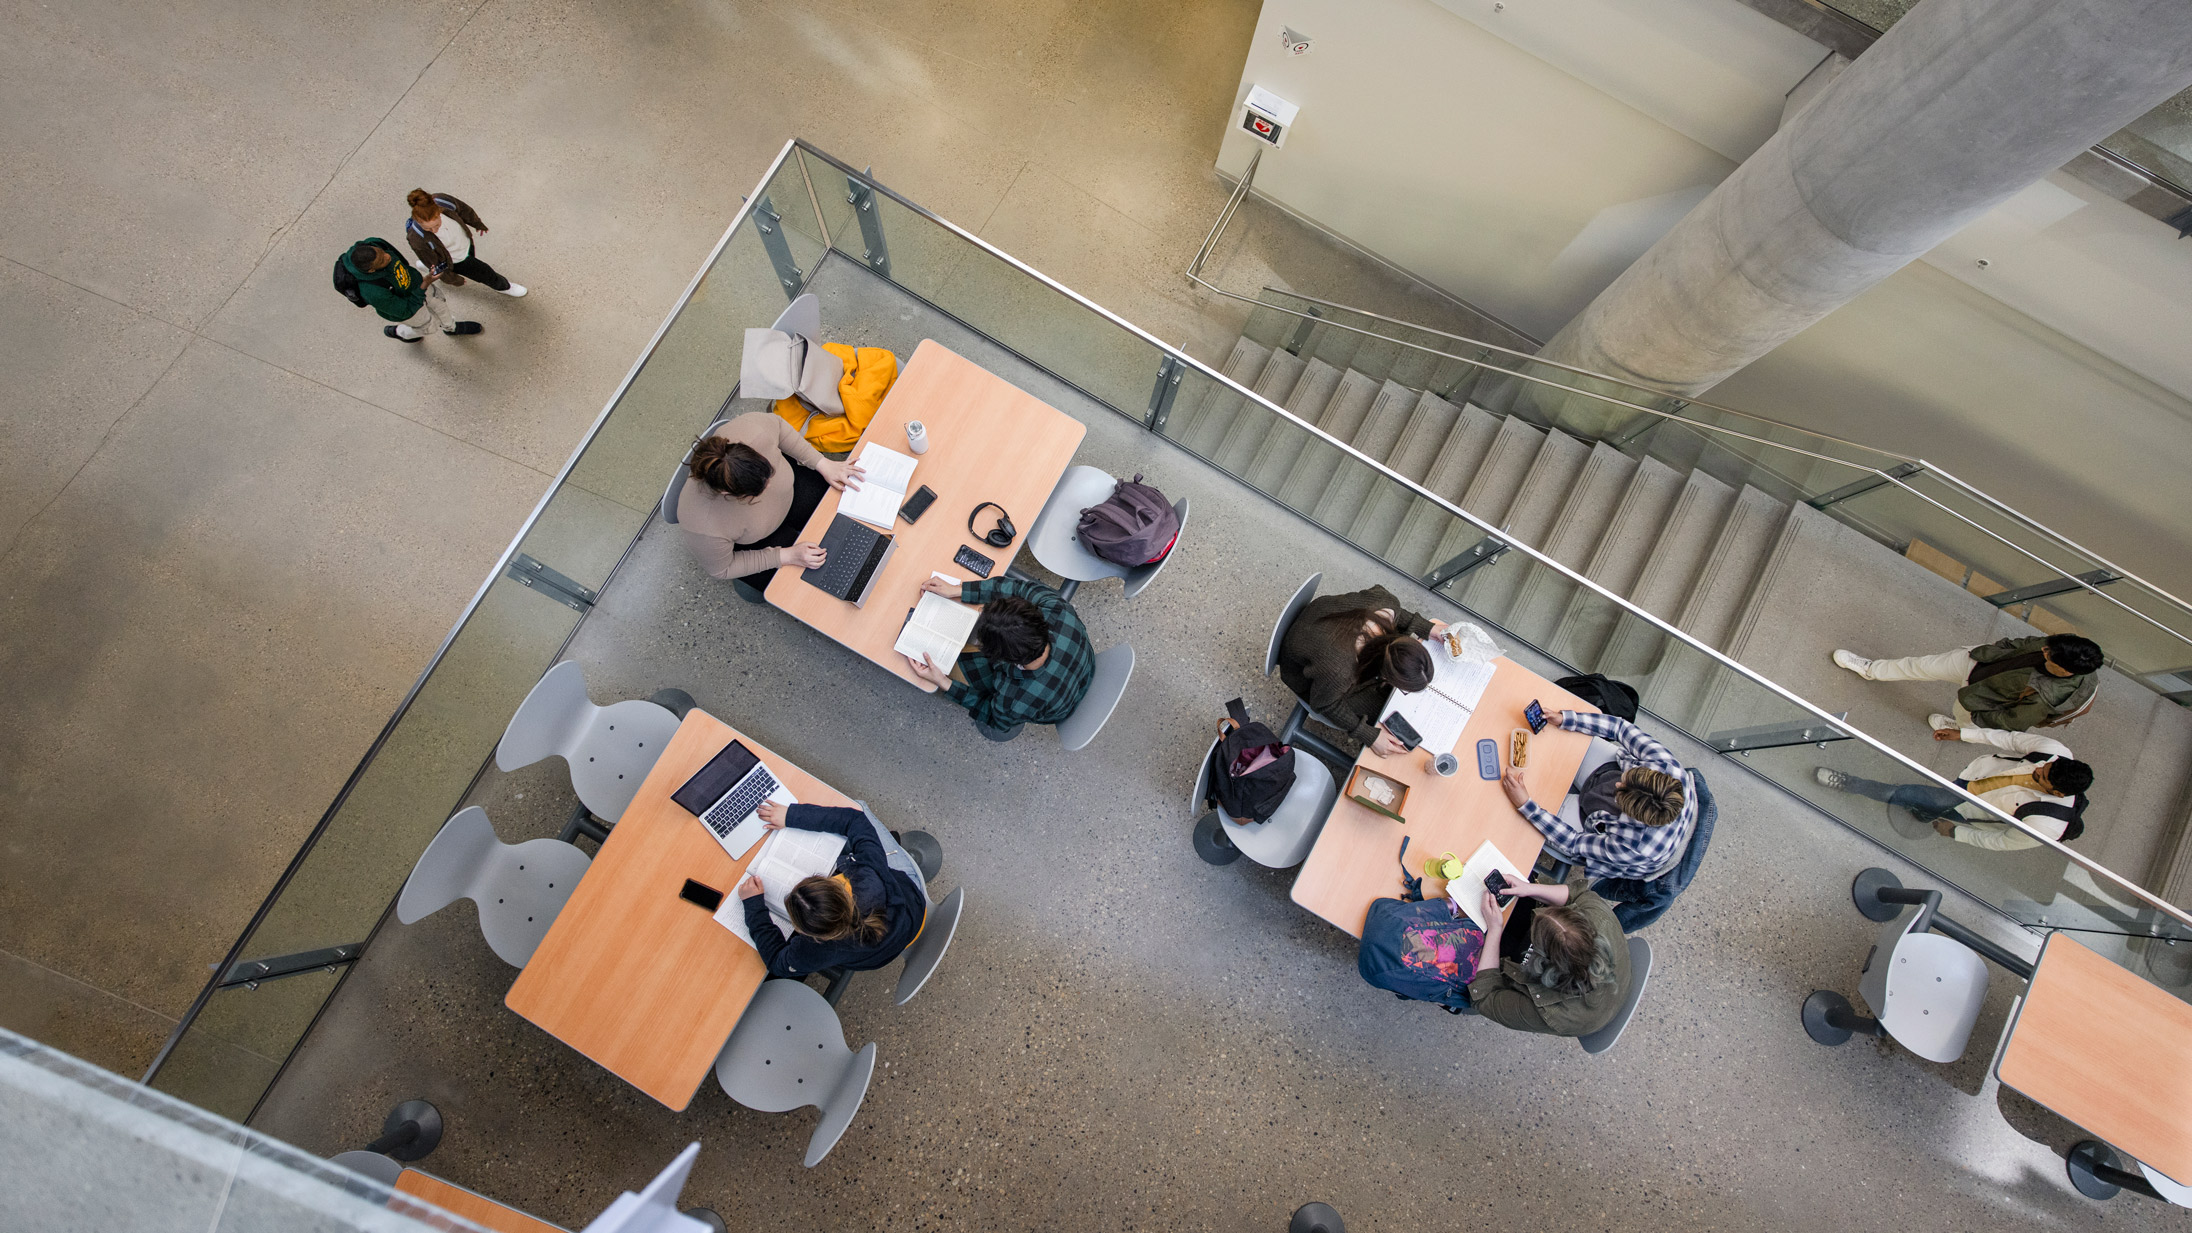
left=505, top=710, right=852, bottom=1111
left=395, top=1169, right=563, bottom=1233
left=1290, top=658, right=1595, bottom=937
left=1997, top=932, right=2192, bottom=1183
left=766, top=339, right=1087, bottom=689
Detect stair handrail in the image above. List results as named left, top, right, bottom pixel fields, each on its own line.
left=1186, top=149, right=2192, bottom=659
left=803, top=138, right=2192, bottom=934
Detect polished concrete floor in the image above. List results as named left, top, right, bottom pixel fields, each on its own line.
left=7, top=1, right=2192, bottom=1229
left=256, top=268, right=2187, bottom=1231
left=0, top=0, right=1502, bottom=1083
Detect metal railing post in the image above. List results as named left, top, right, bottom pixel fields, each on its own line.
left=847, top=168, right=890, bottom=277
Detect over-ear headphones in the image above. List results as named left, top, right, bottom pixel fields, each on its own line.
left=969, top=502, right=1015, bottom=548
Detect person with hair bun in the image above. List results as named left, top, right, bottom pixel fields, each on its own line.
left=1500, top=709, right=1699, bottom=881
left=737, top=800, right=925, bottom=978
left=675, top=412, right=863, bottom=594
left=403, top=189, right=525, bottom=298
left=1275, top=585, right=1448, bottom=757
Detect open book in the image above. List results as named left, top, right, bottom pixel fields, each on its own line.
left=894, top=572, right=979, bottom=673
left=711, top=826, right=849, bottom=945
left=835, top=442, right=919, bottom=529
left=1449, top=840, right=1528, bottom=931
left=1382, top=637, right=1498, bottom=755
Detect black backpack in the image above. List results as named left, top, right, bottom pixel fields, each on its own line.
left=1204, top=698, right=1296, bottom=824
left=1556, top=672, right=1639, bottom=722
left=332, top=253, right=367, bottom=308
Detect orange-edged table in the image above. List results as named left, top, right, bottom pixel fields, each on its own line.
left=1290, top=658, right=1594, bottom=936
left=1997, top=932, right=2192, bottom=1187
left=395, top=1170, right=564, bottom=1233
left=506, top=710, right=852, bottom=1110
left=766, top=339, right=1085, bottom=691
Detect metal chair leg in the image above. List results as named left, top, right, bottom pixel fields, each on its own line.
left=819, top=968, right=855, bottom=1007
left=648, top=687, right=697, bottom=718
left=898, top=829, right=944, bottom=881
left=557, top=801, right=611, bottom=846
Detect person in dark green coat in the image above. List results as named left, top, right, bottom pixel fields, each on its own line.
left=340, top=238, right=481, bottom=343
left=1831, top=633, right=2103, bottom=732
left=1467, top=866, right=1631, bottom=1038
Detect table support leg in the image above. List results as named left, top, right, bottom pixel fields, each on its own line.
left=2068, top=1140, right=2167, bottom=1202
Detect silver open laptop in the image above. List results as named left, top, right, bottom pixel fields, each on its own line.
left=670, top=739, right=798, bottom=858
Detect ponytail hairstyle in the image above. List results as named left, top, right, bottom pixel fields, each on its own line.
left=1319, top=606, right=1435, bottom=693
left=785, top=874, right=889, bottom=944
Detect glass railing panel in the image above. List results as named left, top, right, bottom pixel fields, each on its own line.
left=840, top=177, right=1163, bottom=419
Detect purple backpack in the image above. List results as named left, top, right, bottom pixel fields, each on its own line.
left=1076, top=474, right=1179, bottom=567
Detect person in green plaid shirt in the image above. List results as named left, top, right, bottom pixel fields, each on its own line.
left=904, top=576, right=1095, bottom=741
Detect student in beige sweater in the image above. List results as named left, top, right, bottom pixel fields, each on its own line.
left=676, top=413, right=863, bottom=593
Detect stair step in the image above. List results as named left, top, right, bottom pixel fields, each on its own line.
left=1638, top=484, right=1792, bottom=724
left=1212, top=349, right=1307, bottom=474
left=1177, top=337, right=1271, bottom=455
left=1345, top=390, right=1467, bottom=557
left=1595, top=469, right=1738, bottom=679
left=1458, top=416, right=1550, bottom=527
left=1242, top=358, right=1345, bottom=490
left=1272, top=371, right=1382, bottom=513
left=1308, top=381, right=1420, bottom=530
left=1451, top=427, right=1587, bottom=621
left=2083, top=674, right=2192, bottom=889
left=1502, top=443, right=1642, bottom=645
left=1387, top=404, right=1503, bottom=577
left=1546, top=456, right=1686, bottom=669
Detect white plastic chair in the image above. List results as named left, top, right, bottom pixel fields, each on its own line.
left=1857, top=911, right=1988, bottom=1062
left=1578, top=937, right=1654, bottom=1054
left=496, top=661, right=682, bottom=824
left=893, top=886, right=965, bottom=1005
left=1190, top=736, right=1338, bottom=868
left=395, top=808, right=591, bottom=968
left=1025, top=466, right=1129, bottom=601
left=714, top=979, right=877, bottom=1167
left=1056, top=644, right=1135, bottom=751
left=1122, top=496, right=1189, bottom=600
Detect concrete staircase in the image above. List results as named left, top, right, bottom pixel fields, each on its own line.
left=1165, top=326, right=2192, bottom=917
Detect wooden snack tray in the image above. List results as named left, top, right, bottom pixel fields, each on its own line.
left=1345, top=765, right=1409, bottom=822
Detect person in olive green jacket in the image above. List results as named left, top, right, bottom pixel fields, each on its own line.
left=1467, top=866, right=1631, bottom=1038
left=339, top=238, right=482, bottom=343
left=1831, top=633, right=2103, bottom=732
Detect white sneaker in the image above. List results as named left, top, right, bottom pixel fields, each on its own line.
left=1929, top=713, right=1959, bottom=733
left=1831, top=649, right=1872, bottom=678
left=499, top=282, right=526, bottom=297
left=1815, top=767, right=1852, bottom=790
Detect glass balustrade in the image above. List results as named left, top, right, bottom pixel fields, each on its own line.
left=146, top=139, right=2192, bottom=1126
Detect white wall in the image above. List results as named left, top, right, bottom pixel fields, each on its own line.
left=1218, top=0, right=1824, bottom=339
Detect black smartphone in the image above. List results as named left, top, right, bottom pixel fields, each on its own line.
left=678, top=879, right=724, bottom=912
left=1524, top=699, right=1549, bottom=733
left=1484, top=868, right=1513, bottom=906
left=900, top=485, right=938, bottom=523
left=1381, top=710, right=1422, bottom=751
left=953, top=543, right=995, bottom=578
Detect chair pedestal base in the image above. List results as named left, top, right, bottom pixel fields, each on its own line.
left=1291, top=1203, right=1345, bottom=1233
left=2067, top=1140, right=2168, bottom=1202
left=364, top=1100, right=443, bottom=1162
left=898, top=829, right=944, bottom=881
left=1193, top=812, right=1241, bottom=865
left=1801, top=990, right=1884, bottom=1047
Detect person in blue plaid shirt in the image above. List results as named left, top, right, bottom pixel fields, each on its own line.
left=1498, top=710, right=1697, bottom=880
left=904, top=575, right=1094, bottom=741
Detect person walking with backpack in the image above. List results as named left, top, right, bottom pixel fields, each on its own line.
left=1830, top=633, right=2103, bottom=732
left=402, top=189, right=525, bottom=299
left=1814, top=723, right=2092, bottom=850
left=336, top=238, right=482, bottom=343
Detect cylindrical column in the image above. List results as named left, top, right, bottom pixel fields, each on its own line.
left=1537, top=0, right=2192, bottom=397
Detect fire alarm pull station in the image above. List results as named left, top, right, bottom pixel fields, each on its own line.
left=1240, top=85, right=1298, bottom=149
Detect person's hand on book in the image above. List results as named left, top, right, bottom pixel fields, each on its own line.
left=737, top=874, right=764, bottom=899
left=905, top=652, right=952, bottom=689
left=757, top=800, right=788, bottom=829
left=918, top=576, right=963, bottom=601
left=818, top=458, right=865, bottom=491
left=778, top=542, right=826, bottom=569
